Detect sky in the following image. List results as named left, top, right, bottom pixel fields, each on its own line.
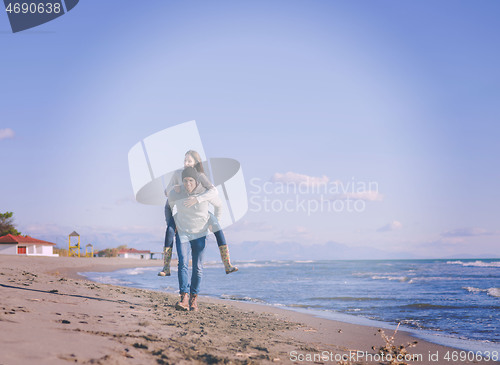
left=1, top=0, right=499, bottom=260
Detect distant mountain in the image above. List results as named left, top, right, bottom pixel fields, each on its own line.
left=211, top=240, right=418, bottom=261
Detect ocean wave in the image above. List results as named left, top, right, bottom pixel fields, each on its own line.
left=371, top=275, right=410, bottom=282
left=447, top=260, right=500, bottom=268
left=81, top=275, right=133, bottom=285
left=122, top=267, right=159, bottom=275
left=286, top=304, right=324, bottom=309
left=399, top=319, right=423, bottom=328
left=235, top=260, right=257, bottom=263
left=203, top=260, right=223, bottom=266
left=232, top=263, right=275, bottom=268
left=353, top=272, right=415, bottom=282
left=487, top=288, right=500, bottom=297
left=293, top=260, right=315, bottom=263
left=220, top=294, right=266, bottom=303
left=407, top=276, right=467, bottom=284
left=310, top=296, right=389, bottom=302
left=402, top=303, right=458, bottom=309
left=463, top=287, right=500, bottom=298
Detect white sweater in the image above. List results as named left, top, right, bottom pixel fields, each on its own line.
left=168, top=181, right=222, bottom=235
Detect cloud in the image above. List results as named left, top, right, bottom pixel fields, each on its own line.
left=0, top=128, right=15, bottom=140
left=441, top=227, right=493, bottom=238
left=271, top=172, right=329, bottom=187
left=377, top=220, right=403, bottom=232
left=268, top=173, right=382, bottom=201
left=339, top=191, right=383, bottom=201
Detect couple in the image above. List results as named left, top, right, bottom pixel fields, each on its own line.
left=160, top=150, right=238, bottom=312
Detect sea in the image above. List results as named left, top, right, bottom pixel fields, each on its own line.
left=80, top=259, right=500, bottom=353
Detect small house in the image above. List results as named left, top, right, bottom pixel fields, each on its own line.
left=117, top=248, right=151, bottom=259
left=0, top=234, right=58, bottom=257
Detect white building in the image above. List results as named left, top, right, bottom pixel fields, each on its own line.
left=0, top=234, right=59, bottom=257
left=117, top=248, right=151, bottom=259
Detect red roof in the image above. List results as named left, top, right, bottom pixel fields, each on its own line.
left=118, top=248, right=150, bottom=254
left=0, top=234, right=56, bottom=246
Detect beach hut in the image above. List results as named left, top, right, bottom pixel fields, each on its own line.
left=0, top=234, right=59, bottom=257
left=117, top=248, right=151, bottom=259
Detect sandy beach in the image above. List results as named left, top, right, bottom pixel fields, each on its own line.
left=0, top=255, right=497, bottom=365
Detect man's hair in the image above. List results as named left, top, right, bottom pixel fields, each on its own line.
left=182, top=166, right=199, bottom=182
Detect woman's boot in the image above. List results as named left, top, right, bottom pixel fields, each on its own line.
left=175, top=292, right=189, bottom=311
left=158, top=247, right=172, bottom=276
left=189, top=293, right=199, bottom=311
left=219, top=245, right=238, bottom=274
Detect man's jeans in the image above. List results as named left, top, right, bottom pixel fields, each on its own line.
left=176, top=232, right=206, bottom=295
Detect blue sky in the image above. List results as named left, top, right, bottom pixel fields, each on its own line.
left=1, top=0, right=499, bottom=259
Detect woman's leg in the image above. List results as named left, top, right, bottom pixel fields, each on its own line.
left=164, top=216, right=176, bottom=249
left=175, top=232, right=190, bottom=310
left=164, top=201, right=173, bottom=223
left=159, top=203, right=176, bottom=276
left=208, top=212, right=238, bottom=274
left=208, top=212, right=225, bottom=247
left=189, top=236, right=206, bottom=311
left=158, top=244, right=173, bottom=276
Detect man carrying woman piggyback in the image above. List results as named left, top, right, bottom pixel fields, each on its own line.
left=161, top=150, right=238, bottom=311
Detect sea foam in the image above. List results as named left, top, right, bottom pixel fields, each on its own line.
left=447, top=260, right=500, bottom=268
left=463, top=287, right=500, bottom=298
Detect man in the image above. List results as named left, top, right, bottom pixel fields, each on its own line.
left=168, top=166, right=222, bottom=311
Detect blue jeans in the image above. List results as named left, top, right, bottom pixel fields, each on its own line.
left=164, top=201, right=176, bottom=248
left=164, top=201, right=226, bottom=248
left=176, top=232, right=206, bottom=295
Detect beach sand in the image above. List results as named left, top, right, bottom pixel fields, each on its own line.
left=0, top=255, right=497, bottom=365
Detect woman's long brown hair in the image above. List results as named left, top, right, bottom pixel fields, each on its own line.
left=185, top=150, right=205, bottom=174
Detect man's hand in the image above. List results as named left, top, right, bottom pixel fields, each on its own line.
left=184, top=197, right=198, bottom=208
left=174, top=185, right=181, bottom=193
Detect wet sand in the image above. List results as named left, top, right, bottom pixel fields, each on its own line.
left=0, top=255, right=497, bottom=364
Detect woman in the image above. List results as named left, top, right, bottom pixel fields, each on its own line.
left=159, top=150, right=238, bottom=276
left=168, top=166, right=221, bottom=311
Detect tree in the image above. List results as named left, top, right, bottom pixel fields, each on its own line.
left=0, top=212, right=21, bottom=236
left=97, top=244, right=128, bottom=258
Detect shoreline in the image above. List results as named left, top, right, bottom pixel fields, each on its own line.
left=1, top=255, right=498, bottom=364
left=78, top=259, right=500, bottom=355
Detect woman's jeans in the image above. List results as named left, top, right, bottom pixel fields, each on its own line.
left=164, top=202, right=176, bottom=248
left=176, top=232, right=206, bottom=295
left=164, top=201, right=226, bottom=248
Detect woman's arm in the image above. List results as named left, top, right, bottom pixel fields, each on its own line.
left=206, top=194, right=223, bottom=222
left=194, top=173, right=217, bottom=203
left=198, top=173, right=214, bottom=190
left=164, top=170, right=182, bottom=197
